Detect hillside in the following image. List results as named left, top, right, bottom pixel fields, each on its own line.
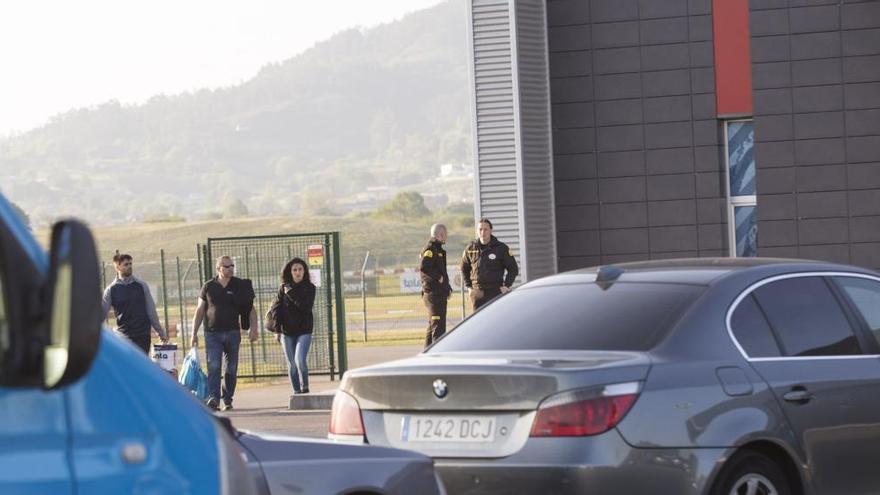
left=1, top=0, right=471, bottom=226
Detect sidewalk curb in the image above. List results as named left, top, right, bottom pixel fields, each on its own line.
left=289, top=390, right=336, bottom=410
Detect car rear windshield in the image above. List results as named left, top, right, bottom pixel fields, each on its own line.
left=430, top=282, right=703, bottom=352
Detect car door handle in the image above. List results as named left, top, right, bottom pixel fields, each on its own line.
left=783, top=388, right=812, bottom=404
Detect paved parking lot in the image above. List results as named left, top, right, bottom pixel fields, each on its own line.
left=226, top=407, right=331, bottom=438
left=226, top=344, right=422, bottom=437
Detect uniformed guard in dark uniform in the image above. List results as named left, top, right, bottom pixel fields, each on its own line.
left=420, top=224, right=452, bottom=348
left=460, top=218, right=518, bottom=311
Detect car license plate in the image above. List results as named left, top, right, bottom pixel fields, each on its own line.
left=401, top=415, right=496, bottom=443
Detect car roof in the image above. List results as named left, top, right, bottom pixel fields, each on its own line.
left=525, top=257, right=880, bottom=287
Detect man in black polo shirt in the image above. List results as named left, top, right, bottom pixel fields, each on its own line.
left=460, top=218, right=519, bottom=311
left=191, top=255, right=257, bottom=411
left=101, top=253, right=168, bottom=353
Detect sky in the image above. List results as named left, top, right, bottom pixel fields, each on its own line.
left=0, top=0, right=444, bottom=137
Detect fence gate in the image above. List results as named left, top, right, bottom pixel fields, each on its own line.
left=203, top=232, right=347, bottom=380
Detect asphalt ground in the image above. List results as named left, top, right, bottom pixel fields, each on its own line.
left=223, top=343, right=423, bottom=438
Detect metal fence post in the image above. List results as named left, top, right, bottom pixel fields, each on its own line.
left=202, top=243, right=211, bottom=282
left=196, top=243, right=203, bottom=285
left=325, top=234, right=336, bottom=380
left=244, top=246, right=257, bottom=380
left=461, top=283, right=467, bottom=319
left=333, top=232, right=348, bottom=376
left=175, top=256, right=184, bottom=349
left=160, top=249, right=170, bottom=333
left=255, top=253, right=267, bottom=361
left=360, top=250, right=370, bottom=342
left=180, top=260, right=194, bottom=354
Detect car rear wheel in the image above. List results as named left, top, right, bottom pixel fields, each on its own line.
left=712, top=451, right=790, bottom=495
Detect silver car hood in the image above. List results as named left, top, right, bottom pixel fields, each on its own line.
left=341, top=350, right=652, bottom=410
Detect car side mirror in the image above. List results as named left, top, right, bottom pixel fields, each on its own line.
left=43, top=220, right=103, bottom=388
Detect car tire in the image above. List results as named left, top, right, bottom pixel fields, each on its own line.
left=711, top=451, right=790, bottom=495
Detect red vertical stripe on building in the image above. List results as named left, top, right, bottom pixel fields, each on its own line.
left=712, top=0, right=753, bottom=116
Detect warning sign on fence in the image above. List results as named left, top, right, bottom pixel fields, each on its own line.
left=308, top=244, right=324, bottom=266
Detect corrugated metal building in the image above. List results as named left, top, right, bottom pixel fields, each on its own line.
left=466, top=0, right=880, bottom=282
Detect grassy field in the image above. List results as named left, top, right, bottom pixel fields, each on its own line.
left=41, top=214, right=476, bottom=272
left=345, top=328, right=424, bottom=346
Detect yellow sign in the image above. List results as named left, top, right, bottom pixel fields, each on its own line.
left=308, top=244, right=324, bottom=266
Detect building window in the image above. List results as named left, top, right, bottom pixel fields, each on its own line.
left=724, top=120, right=757, bottom=257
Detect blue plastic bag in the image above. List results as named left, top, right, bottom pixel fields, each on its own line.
left=178, top=347, right=207, bottom=401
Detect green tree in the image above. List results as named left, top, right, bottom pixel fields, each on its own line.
left=374, top=191, right=431, bottom=221
left=437, top=201, right=474, bottom=229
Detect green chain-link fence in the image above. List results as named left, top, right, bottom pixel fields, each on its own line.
left=101, top=238, right=484, bottom=381
left=203, top=232, right=347, bottom=379
left=102, top=234, right=347, bottom=380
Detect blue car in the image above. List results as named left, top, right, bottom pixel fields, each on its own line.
left=0, top=192, right=443, bottom=495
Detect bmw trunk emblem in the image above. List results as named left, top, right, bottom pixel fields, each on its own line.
left=433, top=379, right=448, bottom=399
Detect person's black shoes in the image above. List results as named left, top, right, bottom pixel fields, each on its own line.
left=302, top=388, right=309, bottom=394
left=221, top=403, right=233, bottom=411
left=206, top=398, right=220, bottom=411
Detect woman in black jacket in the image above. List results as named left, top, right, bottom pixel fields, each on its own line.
left=273, top=257, right=316, bottom=394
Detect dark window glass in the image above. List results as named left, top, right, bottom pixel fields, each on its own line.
left=753, top=277, right=861, bottom=357
left=429, top=283, right=703, bottom=352
left=730, top=294, right=781, bottom=357
left=836, top=277, right=880, bottom=349
left=734, top=206, right=758, bottom=257
left=727, top=121, right=756, bottom=196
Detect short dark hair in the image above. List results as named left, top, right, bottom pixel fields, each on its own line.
left=478, top=218, right=493, bottom=229
left=113, top=253, right=132, bottom=264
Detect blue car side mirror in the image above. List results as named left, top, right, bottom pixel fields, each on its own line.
left=42, top=219, right=103, bottom=388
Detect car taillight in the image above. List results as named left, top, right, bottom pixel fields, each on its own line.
left=530, top=382, right=640, bottom=437
left=329, top=390, right=365, bottom=436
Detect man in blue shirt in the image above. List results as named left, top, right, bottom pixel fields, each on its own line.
left=102, top=253, right=168, bottom=353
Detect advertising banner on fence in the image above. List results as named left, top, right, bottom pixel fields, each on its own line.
left=399, top=267, right=462, bottom=294
left=343, top=276, right=378, bottom=296
left=399, top=272, right=422, bottom=294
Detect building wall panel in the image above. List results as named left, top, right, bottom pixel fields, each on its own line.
left=751, top=0, right=880, bottom=270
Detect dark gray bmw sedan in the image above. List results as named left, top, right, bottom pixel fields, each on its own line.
left=329, top=258, right=880, bottom=495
